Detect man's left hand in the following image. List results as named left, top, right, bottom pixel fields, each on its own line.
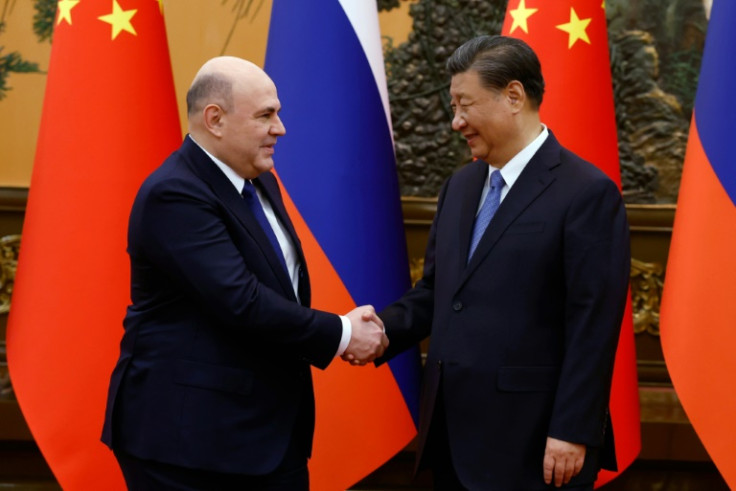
left=543, top=436, right=585, bottom=487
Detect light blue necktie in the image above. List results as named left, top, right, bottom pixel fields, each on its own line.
left=468, top=170, right=505, bottom=262
left=242, top=180, right=289, bottom=274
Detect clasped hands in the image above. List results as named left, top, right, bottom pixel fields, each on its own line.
left=341, top=305, right=388, bottom=366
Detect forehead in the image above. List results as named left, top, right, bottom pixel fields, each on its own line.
left=449, top=70, right=486, bottom=100
left=234, top=75, right=280, bottom=112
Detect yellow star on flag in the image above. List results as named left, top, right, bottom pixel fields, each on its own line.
left=509, top=0, right=538, bottom=34
left=156, top=0, right=164, bottom=14
left=56, top=0, right=80, bottom=26
left=98, top=0, right=138, bottom=40
left=556, top=7, right=592, bottom=49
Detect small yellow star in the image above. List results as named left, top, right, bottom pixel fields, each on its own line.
left=508, top=0, right=538, bottom=34
left=156, top=0, right=164, bottom=14
left=556, top=7, right=592, bottom=49
left=56, top=0, right=80, bottom=26
left=98, top=0, right=138, bottom=40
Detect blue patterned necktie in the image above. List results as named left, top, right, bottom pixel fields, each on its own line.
left=468, top=170, right=505, bottom=262
left=241, top=180, right=289, bottom=274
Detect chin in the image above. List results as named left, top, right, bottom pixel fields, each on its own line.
left=258, top=160, right=275, bottom=173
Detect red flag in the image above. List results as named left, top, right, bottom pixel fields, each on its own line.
left=502, top=0, right=641, bottom=486
left=6, top=0, right=181, bottom=489
left=660, top=1, right=736, bottom=486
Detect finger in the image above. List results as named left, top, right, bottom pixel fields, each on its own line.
left=573, top=455, right=584, bottom=477
left=381, top=333, right=389, bottom=349
left=543, top=454, right=554, bottom=485
left=562, top=458, right=574, bottom=485
left=375, top=344, right=385, bottom=359
left=554, top=458, right=566, bottom=487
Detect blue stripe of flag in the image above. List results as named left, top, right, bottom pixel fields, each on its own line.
left=693, top=0, right=736, bottom=206
left=265, top=0, right=421, bottom=425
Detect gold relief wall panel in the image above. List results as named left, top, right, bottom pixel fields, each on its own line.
left=631, top=258, right=664, bottom=337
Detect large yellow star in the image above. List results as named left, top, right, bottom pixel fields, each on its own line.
left=556, top=7, right=592, bottom=49
left=56, top=0, right=80, bottom=26
left=508, top=0, right=538, bottom=34
left=98, top=0, right=138, bottom=40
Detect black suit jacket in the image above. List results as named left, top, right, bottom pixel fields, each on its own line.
left=380, top=132, right=630, bottom=490
left=101, top=136, right=342, bottom=475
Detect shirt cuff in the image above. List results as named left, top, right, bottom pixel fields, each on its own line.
left=336, top=315, right=352, bottom=357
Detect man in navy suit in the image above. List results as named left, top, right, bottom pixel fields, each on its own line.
left=376, top=36, right=630, bottom=490
left=102, top=56, right=388, bottom=490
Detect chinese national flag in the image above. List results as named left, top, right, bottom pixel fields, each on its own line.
left=6, top=1, right=181, bottom=489
left=502, top=0, right=641, bottom=487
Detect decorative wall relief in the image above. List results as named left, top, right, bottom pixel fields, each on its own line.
left=631, top=257, right=664, bottom=336
left=0, top=234, right=19, bottom=400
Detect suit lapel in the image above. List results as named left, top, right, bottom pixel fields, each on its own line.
left=458, top=133, right=562, bottom=288
left=181, top=137, right=297, bottom=299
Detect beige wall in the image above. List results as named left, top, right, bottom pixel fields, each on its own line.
left=0, top=0, right=414, bottom=187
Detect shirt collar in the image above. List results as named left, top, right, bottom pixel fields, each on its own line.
left=488, top=123, right=549, bottom=188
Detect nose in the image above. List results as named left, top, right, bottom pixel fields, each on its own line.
left=271, top=116, right=286, bottom=136
left=451, top=112, right=465, bottom=132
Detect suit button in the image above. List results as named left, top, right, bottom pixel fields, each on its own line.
left=452, top=301, right=463, bottom=311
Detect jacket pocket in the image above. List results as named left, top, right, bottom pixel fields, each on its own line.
left=174, top=360, right=254, bottom=395
left=497, top=366, right=559, bottom=392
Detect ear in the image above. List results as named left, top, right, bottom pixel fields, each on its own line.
left=203, top=103, right=225, bottom=137
left=505, top=80, right=526, bottom=113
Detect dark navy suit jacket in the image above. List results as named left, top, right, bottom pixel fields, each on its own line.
left=380, top=132, right=630, bottom=490
left=102, top=136, right=342, bottom=475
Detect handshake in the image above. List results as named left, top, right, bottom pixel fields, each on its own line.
left=342, top=305, right=389, bottom=366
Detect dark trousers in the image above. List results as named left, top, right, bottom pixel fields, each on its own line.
left=114, top=437, right=308, bottom=491
left=424, top=389, right=466, bottom=491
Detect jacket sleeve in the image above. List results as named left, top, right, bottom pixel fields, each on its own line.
left=547, top=176, right=631, bottom=447
left=376, top=176, right=454, bottom=362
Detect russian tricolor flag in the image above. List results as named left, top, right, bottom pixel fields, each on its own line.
left=660, top=1, right=736, bottom=487
left=265, top=1, right=421, bottom=489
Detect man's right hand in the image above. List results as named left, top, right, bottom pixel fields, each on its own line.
left=342, top=305, right=389, bottom=365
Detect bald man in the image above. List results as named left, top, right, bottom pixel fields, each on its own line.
left=101, top=57, right=387, bottom=490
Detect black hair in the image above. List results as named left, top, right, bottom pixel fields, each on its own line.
left=446, top=35, right=545, bottom=108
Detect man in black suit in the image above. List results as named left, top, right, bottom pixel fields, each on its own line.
left=102, top=56, right=388, bottom=490
left=376, top=35, right=630, bottom=490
